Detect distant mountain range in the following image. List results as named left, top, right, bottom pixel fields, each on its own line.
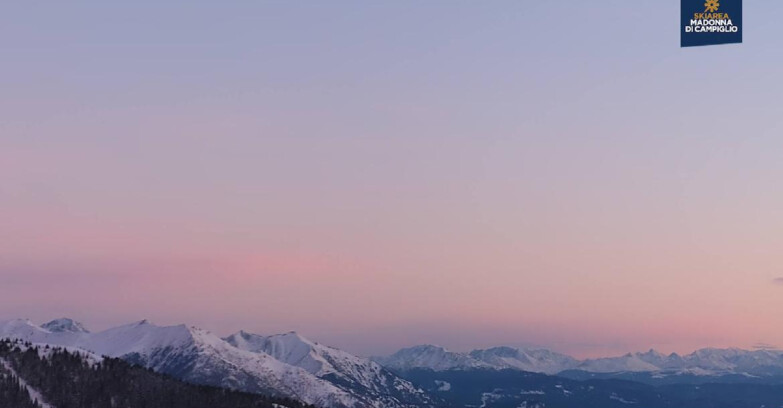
left=374, top=345, right=579, bottom=375
left=3, top=318, right=783, bottom=408
left=374, top=343, right=783, bottom=378
left=399, top=367, right=783, bottom=408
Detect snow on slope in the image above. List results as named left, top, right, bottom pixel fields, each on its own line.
left=469, top=346, right=579, bottom=375
left=376, top=343, right=783, bottom=377
left=577, top=353, right=662, bottom=373
left=226, top=330, right=434, bottom=407
left=683, top=348, right=783, bottom=374
left=374, top=345, right=579, bottom=374
left=1, top=357, right=55, bottom=408
left=41, top=318, right=90, bottom=333
left=7, top=317, right=783, bottom=403
left=113, top=323, right=359, bottom=408
left=632, top=349, right=685, bottom=370
left=576, top=348, right=783, bottom=375
left=373, top=345, right=492, bottom=371
left=0, top=319, right=438, bottom=408
left=1, top=319, right=54, bottom=340
left=2, top=337, right=104, bottom=367
left=0, top=318, right=91, bottom=346
left=227, top=331, right=330, bottom=375
left=0, top=319, right=361, bottom=407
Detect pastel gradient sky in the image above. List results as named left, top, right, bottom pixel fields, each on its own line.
left=2, top=1, right=783, bottom=358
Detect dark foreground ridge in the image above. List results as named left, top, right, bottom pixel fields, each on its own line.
left=0, top=338, right=315, bottom=408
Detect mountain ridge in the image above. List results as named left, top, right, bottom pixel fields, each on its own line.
left=0, top=338, right=313, bottom=408
left=0, top=318, right=432, bottom=408
left=5, top=317, right=783, bottom=407
left=225, top=330, right=435, bottom=407
left=377, top=343, right=783, bottom=378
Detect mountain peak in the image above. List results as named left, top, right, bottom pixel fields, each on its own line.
left=0, top=318, right=36, bottom=326
left=477, top=346, right=520, bottom=355
left=226, top=330, right=313, bottom=347
left=227, top=330, right=345, bottom=375
left=375, top=344, right=492, bottom=372
left=223, top=328, right=435, bottom=407
left=42, top=318, right=90, bottom=333
left=0, top=318, right=41, bottom=335
left=468, top=345, right=579, bottom=374
left=274, top=330, right=316, bottom=344
left=406, top=344, right=448, bottom=352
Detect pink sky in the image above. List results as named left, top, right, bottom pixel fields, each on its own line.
left=2, top=1, right=783, bottom=358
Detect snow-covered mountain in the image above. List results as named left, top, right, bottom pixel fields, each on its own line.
left=6, top=317, right=783, bottom=405
left=0, top=338, right=309, bottom=408
left=679, top=348, right=783, bottom=375
left=225, top=330, right=434, bottom=407
left=41, top=317, right=90, bottom=333
left=95, top=321, right=363, bottom=407
left=574, top=348, right=783, bottom=376
left=376, top=343, right=783, bottom=378
left=468, top=346, right=579, bottom=375
left=375, top=345, right=578, bottom=374
left=0, top=318, right=435, bottom=408
left=577, top=352, right=664, bottom=373
left=373, top=345, right=492, bottom=371
left=632, top=349, right=687, bottom=370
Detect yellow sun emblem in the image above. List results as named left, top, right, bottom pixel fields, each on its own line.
left=704, top=0, right=720, bottom=12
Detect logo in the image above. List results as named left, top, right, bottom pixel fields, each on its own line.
left=704, top=0, right=720, bottom=13
left=681, top=0, right=742, bottom=47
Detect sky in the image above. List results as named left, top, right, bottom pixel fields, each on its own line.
left=2, top=1, right=783, bottom=358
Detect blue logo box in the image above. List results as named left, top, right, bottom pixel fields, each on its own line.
left=681, top=0, right=742, bottom=47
